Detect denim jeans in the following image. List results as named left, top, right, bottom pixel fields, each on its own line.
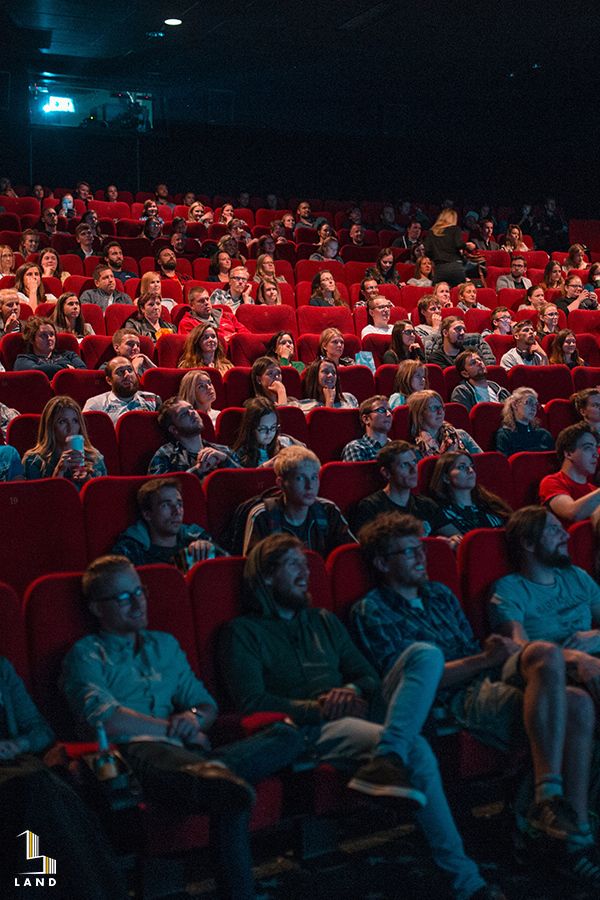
left=122, top=721, right=304, bottom=900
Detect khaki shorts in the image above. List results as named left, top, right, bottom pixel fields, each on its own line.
left=447, top=651, right=527, bottom=754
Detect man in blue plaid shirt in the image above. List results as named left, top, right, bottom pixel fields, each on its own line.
left=352, top=511, right=600, bottom=888
left=341, top=395, right=392, bottom=462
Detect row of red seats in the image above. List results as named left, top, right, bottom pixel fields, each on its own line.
left=0, top=450, right=570, bottom=597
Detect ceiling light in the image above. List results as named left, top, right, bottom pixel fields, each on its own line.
left=164, top=18, right=182, bottom=26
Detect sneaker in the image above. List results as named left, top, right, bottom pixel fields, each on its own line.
left=525, top=797, right=580, bottom=841
left=553, top=845, right=600, bottom=891
left=347, top=754, right=427, bottom=808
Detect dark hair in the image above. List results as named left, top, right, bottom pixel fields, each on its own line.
left=244, top=533, right=304, bottom=584
left=359, top=512, right=423, bottom=580
left=303, top=358, right=344, bottom=405
left=310, top=270, right=344, bottom=306
left=51, top=292, right=87, bottom=337
left=93, top=263, right=112, bottom=283
left=389, top=321, right=424, bottom=362
left=454, top=349, right=479, bottom=376
left=505, top=506, right=548, bottom=571
left=178, top=322, right=231, bottom=373
left=377, top=440, right=416, bottom=472
left=157, top=396, right=197, bottom=437
left=231, top=397, right=281, bottom=467
left=548, top=329, right=584, bottom=366
left=82, top=554, right=132, bottom=605
left=359, top=395, right=389, bottom=428
left=209, top=249, right=232, bottom=277
left=429, top=451, right=512, bottom=519
left=102, top=240, right=122, bottom=258
left=250, top=356, right=281, bottom=400
left=571, top=388, right=600, bottom=417
left=265, top=331, right=295, bottom=361
left=556, top=422, right=596, bottom=464
left=441, top=315, right=462, bottom=335
left=15, top=263, right=45, bottom=305
left=137, top=477, right=181, bottom=515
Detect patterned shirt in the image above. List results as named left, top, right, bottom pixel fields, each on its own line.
left=147, top=438, right=239, bottom=477
left=62, top=629, right=215, bottom=745
left=352, top=582, right=481, bottom=679
left=82, top=390, right=161, bottom=424
left=341, top=434, right=390, bottom=462
left=210, top=288, right=245, bottom=311
left=0, top=445, right=23, bottom=481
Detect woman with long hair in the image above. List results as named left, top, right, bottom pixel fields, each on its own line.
left=389, top=360, right=429, bottom=409
left=250, top=357, right=292, bottom=406
left=495, top=387, right=554, bottom=455
left=540, top=260, right=565, bottom=292
left=424, top=208, right=477, bottom=285
left=39, top=247, right=70, bottom=284
left=256, top=280, right=282, bottom=306
left=22, top=395, right=106, bottom=485
left=407, top=256, right=434, bottom=286
left=123, top=293, right=175, bottom=342
left=0, top=245, right=15, bottom=276
left=564, top=243, right=589, bottom=273
left=536, top=302, right=560, bottom=340
left=318, top=327, right=354, bottom=366
left=231, top=397, right=300, bottom=467
left=15, top=262, right=48, bottom=309
left=51, top=292, right=94, bottom=340
left=254, top=253, right=287, bottom=284
left=431, top=281, right=452, bottom=306
left=309, top=270, right=347, bottom=307
left=548, top=329, right=585, bottom=369
left=187, top=201, right=205, bottom=222
left=178, top=322, right=232, bottom=373
left=219, top=203, right=235, bottom=226
left=177, top=369, right=220, bottom=423
left=382, top=322, right=425, bottom=365
left=299, top=359, right=358, bottom=413
left=518, top=284, right=547, bottom=312
left=139, top=199, right=163, bottom=223
left=407, top=390, right=481, bottom=458
left=557, top=273, right=598, bottom=314
left=0, top=289, right=23, bottom=338
left=208, top=250, right=233, bottom=283
left=365, top=248, right=402, bottom=286
left=430, top=451, right=511, bottom=535
left=501, top=224, right=529, bottom=253
left=265, top=331, right=305, bottom=372
left=13, top=316, right=86, bottom=375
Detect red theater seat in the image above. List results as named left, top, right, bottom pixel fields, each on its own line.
left=506, top=365, right=573, bottom=403
left=116, top=410, right=164, bottom=475
left=544, top=398, right=579, bottom=439
left=51, top=369, right=110, bottom=406
left=319, top=461, right=385, bottom=516
left=307, top=407, right=362, bottom=462
left=336, top=365, right=375, bottom=402
left=568, top=519, right=595, bottom=573
left=469, top=403, right=504, bottom=451
left=0, top=370, right=53, bottom=413
left=0, top=581, right=28, bottom=682
left=202, top=467, right=277, bottom=545
left=458, top=528, right=510, bottom=640
left=509, top=451, right=558, bottom=509
left=235, top=304, right=297, bottom=334
left=79, top=334, right=154, bottom=369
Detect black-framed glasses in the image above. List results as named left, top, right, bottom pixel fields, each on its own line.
left=94, top=584, right=148, bottom=608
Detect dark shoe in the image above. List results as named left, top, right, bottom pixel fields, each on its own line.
left=182, top=761, right=256, bottom=811
left=347, top=753, right=427, bottom=808
left=525, top=797, right=580, bottom=841
left=553, top=845, right=600, bottom=891
left=467, top=885, right=507, bottom=900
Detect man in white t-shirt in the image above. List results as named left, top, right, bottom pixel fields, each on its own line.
left=361, top=296, right=394, bottom=338
left=83, top=356, right=161, bottom=424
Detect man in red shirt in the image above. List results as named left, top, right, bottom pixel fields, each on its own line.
left=178, top=286, right=249, bottom=343
left=538, top=423, right=600, bottom=524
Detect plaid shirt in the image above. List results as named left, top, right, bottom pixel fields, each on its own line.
left=148, top=439, right=239, bottom=478
left=341, top=434, right=390, bottom=462
left=351, top=582, right=481, bottom=679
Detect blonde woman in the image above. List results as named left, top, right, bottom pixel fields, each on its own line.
left=22, top=395, right=106, bottom=485
left=177, top=369, right=220, bottom=423
left=253, top=253, right=287, bottom=284
left=407, top=389, right=481, bottom=458
left=0, top=245, right=16, bottom=276
left=501, top=224, right=529, bottom=253
left=494, top=387, right=554, bottom=456
left=424, top=208, right=477, bottom=286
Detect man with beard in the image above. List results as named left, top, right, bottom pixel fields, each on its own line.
left=102, top=241, right=138, bottom=283
left=426, top=317, right=496, bottom=368
left=83, top=356, right=161, bottom=424
left=79, top=264, right=131, bottom=311
left=148, top=397, right=237, bottom=478
left=538, top=423, right=600, bottom=524
left=220, top=532, right=503, bottom=900
left=112, top=477, right=225, bottom=568
left=155, top=247, right=190, bottom=284
left=353, top=512, right=600, bottom=890
left=450, top=351, right=510, bottom=410
left=499, top=320, right=548, bottom=370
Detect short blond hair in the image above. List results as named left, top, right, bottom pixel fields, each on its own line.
left=274, top=445, right=320, bottom=478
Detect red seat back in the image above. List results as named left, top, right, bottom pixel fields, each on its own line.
left=50, top=369, right=109, bottom=406
left=202, top=467, right=277, bottom=544
left=469, top=402, right=504, bottom=451
left=336, top=365, right=375, bottom=402
left=0, top=370, right=53, bottom=413
left=509, top=451, right=558, bottom=508
left=568, top=520, right=595, bottom=574
left=115, top=410, right=164, bottom=475
left=506, top=365, right=573, bottom=403
left=544, top=398, right=579, bottom=439
left=154, top=334, right=186, bottom=368
left=319, top=461, right=386, bottom=516
left=307, top=407, right=362, bottom=462
left=235, top=304, right=297, bottom=335
left=104, top=304, right=138, bottom=335
left=296, top=305, right=353, bottom=334
left=0, top=581, right=28, bottom=683
left=458, top=528, right=510, bottom=639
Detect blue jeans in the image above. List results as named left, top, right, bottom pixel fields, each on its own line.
left=305, top=643, right=485, bottom=900
left=122, top=721, right=304, bottom=900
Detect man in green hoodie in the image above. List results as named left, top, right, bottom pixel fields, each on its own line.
left=219, top=533, right=499, bottom=900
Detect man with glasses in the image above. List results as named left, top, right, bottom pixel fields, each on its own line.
left=538, top=423, right=600, bottom=525
left=38, top=206, right=60, bottom=237
left=83, top=356, right=161, bottom=424
left=148, top=397, right=237, bottom=479
left=63, top=554, right=303, bottom=900
left=342, top=395, right=393, bottom=461
left=178, top=285, right=250, bottom=343
left=211, top=266, right=253, bottom=311
left=220, top=531, right=502, bottom=900
left=499, top=320, right=548, bottom=370
left=496, top=256, right=532, bottom=291
left=451, top=350, right=510, bottom=410
left=353, top=512, right=599, bottom=889
left=361, top=297, right=394, bottom=337
left=112, top=477, right=226, bottom=568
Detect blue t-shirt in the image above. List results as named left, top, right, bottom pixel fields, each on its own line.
left=0, top=445, right=23, bottom=481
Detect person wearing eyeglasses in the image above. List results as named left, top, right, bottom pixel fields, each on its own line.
left=495, top=256, right=532, bottom=291
left=361, top=296, right=394, bottom=338
left=210, top=266, right=253, bottom=311
left=353, top=511, right=599, bottom=891
left=341, top=395, right=393, bottom=461
left=231, top=398, right=303, bottom=468
left=112, top=477, right=225, bottom=568
left=494, top=388, right=554, bottom=456
left=62, top=554, right=303, bottom=900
